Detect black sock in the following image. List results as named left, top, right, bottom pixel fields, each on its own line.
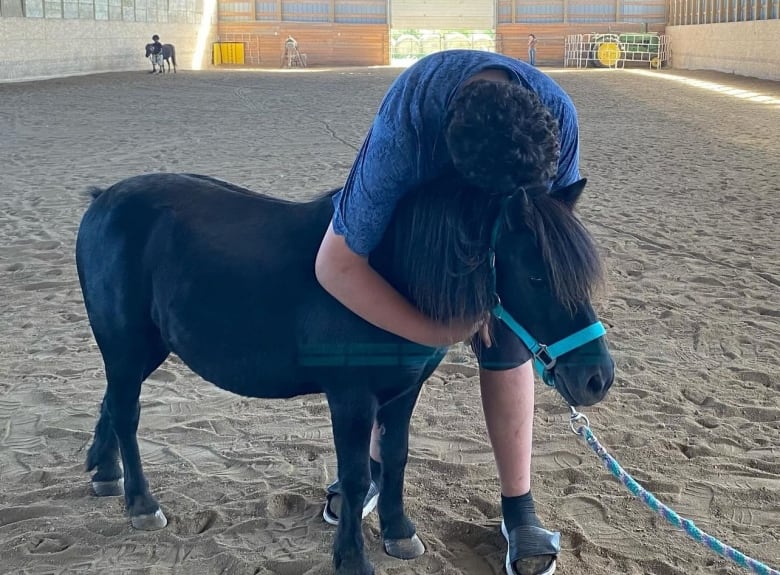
left=370, top=458, right=382, bottom=490
left=501, top=491, right=541, bottom=531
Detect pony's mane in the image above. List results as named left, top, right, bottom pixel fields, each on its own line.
left=383, top=179, right=602, bottom=324
left=383, top=180, right=501, bottom=324
left=517, top=191, right=603, bottom=312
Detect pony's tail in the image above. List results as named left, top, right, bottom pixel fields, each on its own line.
left=170, top=45, right=177, bottom=69
left=85, top=186, right=105, bottom=202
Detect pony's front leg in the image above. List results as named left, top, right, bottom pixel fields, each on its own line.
left=327, top=391, right=377, bottom=575
left=376, top=385, right=426, bottom=560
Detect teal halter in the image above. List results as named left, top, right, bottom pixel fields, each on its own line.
left=487, top=195, right=606, bottom=387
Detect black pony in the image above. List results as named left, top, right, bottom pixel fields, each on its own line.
left=75, top=172, right=613, bottom=575
left=144, top=43, right=176, bottom=73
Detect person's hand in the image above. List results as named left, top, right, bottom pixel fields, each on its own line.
left=430, top=316, right=491, bottom=348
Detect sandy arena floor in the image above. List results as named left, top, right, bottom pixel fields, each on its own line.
left=0, top=65, right=778, bottom=575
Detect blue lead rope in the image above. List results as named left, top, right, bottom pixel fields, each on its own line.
left=569, top=411, right=780, bottom=575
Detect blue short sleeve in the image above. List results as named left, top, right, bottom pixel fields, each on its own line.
left=332, top=107, right=420, bottom=256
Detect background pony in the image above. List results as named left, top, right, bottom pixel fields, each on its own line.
left=144, top=43, right=176, bottom=73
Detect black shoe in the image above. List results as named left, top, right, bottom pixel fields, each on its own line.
left=501, top=520, right=559, bottom=575
left=322, top=480, right=380, bottom=525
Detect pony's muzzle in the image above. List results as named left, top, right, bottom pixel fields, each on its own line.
left=554, top=354, right=614, bottom=407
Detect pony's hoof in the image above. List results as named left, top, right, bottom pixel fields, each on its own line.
left=334, top=561, right=374, bottom=575
left=383, top=534, right=425, bottom=559
left=92, top=478, right=124, bottom=497
left=131, top=509, right=167, bottom=530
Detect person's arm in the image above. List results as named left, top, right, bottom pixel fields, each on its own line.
left=315, top=222, right=477, bottom=348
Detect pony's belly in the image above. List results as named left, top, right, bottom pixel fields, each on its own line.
left=175, top=349, right=320, bottom=399
left=297, top=340, right=442, bottom=370
left=157, top=308, right=306, bottom=398
left=155, top=286, right=447, bottom=400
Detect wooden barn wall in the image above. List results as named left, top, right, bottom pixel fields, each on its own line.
left=219, top=0, right=387, bottom=23
left=216, top=0, right=388, bottom=66
left=496, top=22, right=666, bottom=65
left=216, top=0, right=672, bottom=68
left=216, top=22, right=389, bottom=66
left=495, top=0, right=666, bottom=65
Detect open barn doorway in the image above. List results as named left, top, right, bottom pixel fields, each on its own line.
left=388, top=0, right=496, bottom=65
left=390, top=29, right=496, bottom=66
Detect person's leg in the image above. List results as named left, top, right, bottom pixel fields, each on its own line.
left=373, top=362, right=534, bottom=499
left=479, top=362, right=534, bottom=499
left=473, top=324, right=558, bottom=575
left=369, top=423, right=382, bottom=462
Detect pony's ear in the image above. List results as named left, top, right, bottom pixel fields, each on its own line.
left=550, top=178, right=587, bottom=209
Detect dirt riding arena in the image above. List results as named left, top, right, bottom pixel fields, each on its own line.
left=1, top=67, right=778, bottom=575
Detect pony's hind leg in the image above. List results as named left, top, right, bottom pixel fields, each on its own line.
left=375, top=384, right=426, bottom=560
left=87, top=332, right=169, bottom=530
left=86, top=396, right=124, bottom=496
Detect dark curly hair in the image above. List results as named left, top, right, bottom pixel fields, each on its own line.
left=444, top=78, right=560, bottom=196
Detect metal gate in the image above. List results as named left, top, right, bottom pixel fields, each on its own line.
left=391, top=30, right=496, bottom=64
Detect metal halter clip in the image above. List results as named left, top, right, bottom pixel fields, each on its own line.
left=534, top=344, right=557, bottom=371
left=569, top=406, right=590, bottom=436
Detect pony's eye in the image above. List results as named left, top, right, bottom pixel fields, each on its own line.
left=529, top=276, right=544, bottom=283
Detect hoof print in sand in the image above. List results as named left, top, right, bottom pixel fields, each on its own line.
left=27, top=534, right=72, bottom=554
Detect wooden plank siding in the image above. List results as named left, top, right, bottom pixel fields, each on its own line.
left=216, top=22, right=389, bottom=66
left=496, top=22, right=665, bottom=65
left=238, top=0, right=387, bottom=23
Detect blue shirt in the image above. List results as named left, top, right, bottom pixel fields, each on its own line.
left=332, top=49, right=581, bottom=257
